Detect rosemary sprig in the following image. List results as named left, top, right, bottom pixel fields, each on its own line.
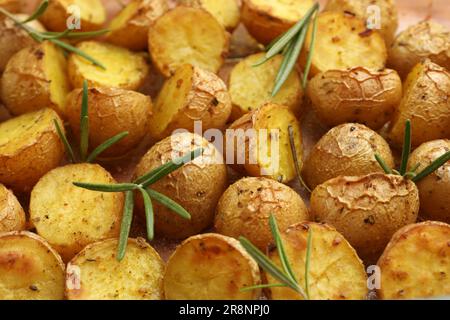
left=21, top=0, right=48, bottom=23
left=288, top=125, right=311, bottom=193
left=117, top=191, right=134, bottom=261
left=399, top=120, right=412, bottom=176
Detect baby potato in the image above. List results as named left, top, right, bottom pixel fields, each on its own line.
left=106, top=0, right=169, bottom=51
left=66, top=87, right=152, bottom=157
left=30, top=163, right=124, bottom=262
left=227, top=103, right=302, bottom=184
left=307, top=67, right=402, bottom=130
left=241, top=0, right=315, bottom=45
left=180, top=0, right=240, bottom=31
left=0, top=0, right=20, bottom=12
left=377, top=221, right=450, bottom=299
left=324, top=0, right=399, bottom=46
left=0, top=231, right=65, bottom=300
left=164, top=233, right=261, bottom=300
left=133, top=132, right=228, bottom=239
left=148, top=6, right=229, bottom=77
left=299, top=11, right=387, bottom=77
left=215, top=177, right=309, bottom=251
left=67, top=41, right=150, bottom=90
left=266, top=222, right=368, bottom=300
left=311, top=173, right=419, bottom=264
left=408, top=139, right=450, bottom=223
left=388, top=60, right=450, bottom=149
left=149, top=64, right=231, bottom=142
left=302, top=123, right=395, bottom=190
left=39, top=0, right=106, bottom=32
left=66, top=238, right=165, bottom=300
left=388, top=21, right=450, bottom=79
left=0, top=184, right=25, bottom=232
left=1, top=41, right=71, bottom=117
left=229, top=53, right=303, bottom=120
left=0, top=108, right=65, bottom=193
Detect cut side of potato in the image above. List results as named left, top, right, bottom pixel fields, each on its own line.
left=164, top=233, right=261, bottom=300
left=148, top=6, right=229, bottom=77
left=180, top=0, right=240, bottom=31
left=30, top=163, right=124, bottom=262
left=66, top=238, right=165, bottom=300
left=0, top=184, right=25, bottom=232
left=266, top=222, right=368, bottom=300
left=0, top=231, right=65, bottom=300
left=377, top=221, right=450, bottom=299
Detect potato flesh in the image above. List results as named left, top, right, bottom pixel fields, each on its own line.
left=109, top=1, right=140, bottom=31
left=181, top=0, right=240, bottom=31
left=248, top=0, right=314, bottom=22
left=60, top=0, right=106, bottom=25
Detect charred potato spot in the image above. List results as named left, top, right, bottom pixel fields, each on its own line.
left=0, top=184, right=25, bottom=232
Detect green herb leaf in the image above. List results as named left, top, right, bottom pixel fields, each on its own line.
left=73, top=182, right=138, bottom=192
left=288, top=125, right=311, bottom=192
left=50, top=38, right=106, bottom=69
left=41, top=29, right=110, bottom=39
left=53, top=119, right=76, bottom=163
left=86, top=131, right=129, bottom=163
left=375, top=154, right=392, bottom=174
left=399, top=120, right=411, bottom=176
left=146, top=189, right=191, bottom=220
left=117, top=191, right=134, bottom=261
left=21, top=0, right=48, bottom=24
left=79, top=80, right=89, bottom=161
left=305, top=228, right=313, bottom=300
left=40, top=29, right=71, bottom=40
left=302, top=10, right=318, bottom=89
left=138, top=187, right=154, bottom=241
left=413, top=151, right=450, bottom=182
left=240, top=283, right=287, bottom=292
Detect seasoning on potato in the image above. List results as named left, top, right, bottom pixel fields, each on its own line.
left=164, top=233, right=261, bottom=300
left=0, top=183, right=25, bottom=232
left=215, top=177, right=309, bottom=251
left=0, top=231, right=65, bottom=300
left=66, top=238, right=165, bottom=300
left=377, top=221, right=450, bottom=299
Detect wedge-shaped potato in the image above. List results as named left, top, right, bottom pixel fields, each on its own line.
left=66, top=238, right=164, bottom=300
left=149, top=64, right=231, bottom=142
left=388, top=60, right=450, bottom=149
left=0, top=0, right=20, bottom=12
left=0, top=184, right=25, bottom=232
left=229, top=53, right=303, bottom=120
left=389, top=21, right=450, bottom=79
left=180, top=0, right=240, bottom=31
left=241, top=0, right=315, bottom=45
left=227, top=103, right=302, bottom=184
left=66, top=87, right=152, bottom=157
left=266, top=222, right=368, bottom=300
left=0, top=108, right=65, bottom=193
left=39, top=0, right=106, bottom=32
left=148, top=6, right=229, bottom=77
left=0, top=231, right=65, bottom=300
left=299, top=11, right=387, bottom=77
left=67, top=41, right=149, bottom=90
left=302, top=123, right=395, bottom=190
left=1, top=41, right=71, bottom=116
left=307, top=67, right=402, bottom=130
left=106, top=0, right=169, bottom=51
left=164, top=233, right=261, bottom=300
left=30, top=163, right=124, bottom=262
left=377, top=221, right=450, bottom=299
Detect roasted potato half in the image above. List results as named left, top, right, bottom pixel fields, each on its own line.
left=134, top=132, right=228, bottom=239
left=307, top=67, right=402, bottom=130
left=229, top=53, right=303, bottom=120
left=30, top=163, right=124, bottom=262
left=66, top=87, right=152, bottom=157
left=388, top=21, right=450, bottom=79
left=39, top=0, right=106, bottom=32
left=377, top=221, right=450, bottom=299
left=0, top=231, right=65, bottom=300
left=149, top=64, right=231, bottom=142
left=266, top=222, right=368, bottom=300
left=299, top=11, right=387, bottom=77
left=0, top=108, right=65, bottom=193
left=1, top=41, right=71, bottom=116
left=0, top=0, right=20, bottom=12
left=106, top=0, right=169, bottom=51
left=215, top=177, right=309, bottom=251
left=148, top=6, right=229, bottom=77
left=66, top=238, right=165, bottom=300
left=67, top=41, right=150, bottom=90
left=388, top=60, right=450, bottom=149
left=311, top=173, right=419, bottom=264
left=227, top=103, right=302, bottom=184
left=241, top=0, right=315, bottom=45
left=302, top=123, right=395, bottom=190
left=0, top=184, right=25, bottom=232
left=180, top=0, right=240, bottom=31
left=164, top=233, right=261, bottom=300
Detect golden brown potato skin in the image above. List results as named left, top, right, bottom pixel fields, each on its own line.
left=134, top=133, right=228, bottom=239
left=0, top=184, right=25, bottom=232
left=311, top=173, right=419, bottom=264
left=0, top=231, right=65, bottom=300
left=388, top=60, right=450, bottom=149
left=0, top=0, right=20, bottom=12
left=388, top=21, right=450, bottom=79
left=307, top=67, right=402, bottom=130
left=215, top=177, right=309, bottom=251
left=66, top=87, right=152, bottom=157
left=302, top=123, right=395, bottom=190
left=377, top=221, right=450, bottom=299
left=408, top=139, right=450, bottom=223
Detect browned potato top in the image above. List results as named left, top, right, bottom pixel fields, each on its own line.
left=0, top=183, right=25, bottom=232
